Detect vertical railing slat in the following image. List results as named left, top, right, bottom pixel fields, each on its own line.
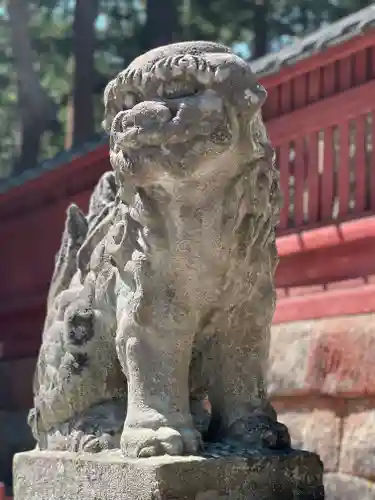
left=354, top=115, right=366, bottom=213
left=293, top=75, right=307, bottom=109
left=293, top=137, right=305, bottom=226
left=263, top=86, right=279, bottom=121
left=339, top=57, right=352, bottom=91
left=307, top=132, right=319, bottom=224
left=322, top=127, right=334, bottom=220
left=278, top=143, right=290, bottom=229
left=338, top=121, right=350, bottom=217
left=371, top=47, right=375, bottom=79
left=372, top=111, right=375, bottom=211
left=307, top=68, right=321, bottom=104
left=323, top=63, right=335, bottom=97
left=280, top=81, right=292, bottom=114
left=353, top=50, right=367, bottom=85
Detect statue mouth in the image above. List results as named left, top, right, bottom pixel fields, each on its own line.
left=108, top=53, right=235, bottom=159
left=109, top=84, right=233, bottom=187
left=111, top=90, right=231, bottom=153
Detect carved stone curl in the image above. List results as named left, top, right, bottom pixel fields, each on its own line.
left=29, top=41, right=290, bottom=458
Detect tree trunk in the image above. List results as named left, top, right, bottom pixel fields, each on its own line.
left=143, top=0, right=180, bottom=50
left=64, top=96, right=74, bottom=150
left=71, top=0, right=99, bottom=147
left=252, top=0, right=269, bottom=59
left=7, top=0, right=58, bottom=174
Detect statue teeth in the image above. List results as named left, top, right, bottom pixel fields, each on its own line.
left=133, top=70, right=142, bottom=87
left=198, top=60, right=207, bottom=72
left=154, top=60, right=168, bottom=80
left=171, top=65, right=183, bottom=77
left=214, top=66, right=231, bottom=83
left=141, top=71, right=151, bottom=86
left=164, top=56, right=174, bottom=69
left=127, top=69, right=136, bottom=80
left=179, top=55, right=198, bottom=71
left=196, top=70, right=213, bottom=85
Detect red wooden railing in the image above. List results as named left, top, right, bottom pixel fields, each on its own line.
left=268, top=79, right=375, bottom=232
left=259, top=32, right=375, bottom=233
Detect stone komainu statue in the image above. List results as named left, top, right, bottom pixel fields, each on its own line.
left=29, top=41, right=290, bottom=458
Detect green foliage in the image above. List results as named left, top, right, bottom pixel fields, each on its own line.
left=0, top=0, right=74, bottom=177
left=0, top=0, right=369, bottom=179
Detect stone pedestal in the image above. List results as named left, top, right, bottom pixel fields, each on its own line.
left=14, top=448, right=324, bottom=500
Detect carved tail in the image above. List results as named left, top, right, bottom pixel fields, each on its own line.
left=30, top=172, right=120, bottom=443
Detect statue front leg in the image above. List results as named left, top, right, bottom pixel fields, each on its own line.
left=207, top=313, right=290, bottom=451
left=116, top=267, right=201, bottom=457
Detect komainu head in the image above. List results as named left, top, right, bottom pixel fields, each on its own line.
left=103, top=41, right=281, bottom=223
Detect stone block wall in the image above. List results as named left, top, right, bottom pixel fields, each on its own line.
left=270, top=314, right=375, bottom=499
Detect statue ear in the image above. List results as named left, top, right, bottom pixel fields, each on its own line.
left=47, top=204, right=88, bottom=310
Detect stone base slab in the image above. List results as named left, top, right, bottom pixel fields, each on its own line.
left=13, top=448, right=324, bottom=500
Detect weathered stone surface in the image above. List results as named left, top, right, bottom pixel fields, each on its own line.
left=268, top=321, right=318, bottom=397
left=339, top=399, right=375, bottom=478
left=272, top=398, right=342, bottom=472
left=269, top=315, right=375, bottom=398
left=305, top=317, right=375, bottom=397
left=28, top=40, right=292, bottom=458
left=324, top=473, right=375, bottom=500
left=14, top=449, right=324, bottom=500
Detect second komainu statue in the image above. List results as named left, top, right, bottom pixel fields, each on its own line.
left=29, top=41, right=291, bottom=458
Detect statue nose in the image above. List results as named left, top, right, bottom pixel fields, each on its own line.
left=130, top=101, right=172, bottom=128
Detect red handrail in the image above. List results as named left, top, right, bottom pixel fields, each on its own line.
left=267, top=79, right=375, bottom=232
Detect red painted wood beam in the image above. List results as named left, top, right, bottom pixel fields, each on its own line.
left=276, top=217, right=375, bottom=289
left=267, top=78, right=375, bottom=144
left=0, top=147, right=110, bottom=221
left=277, top=215, right=375, bottom=256
left=273, top=283, right=375, bottom=323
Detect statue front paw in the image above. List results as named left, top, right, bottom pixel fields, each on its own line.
left=47, top=430, right=120, bottom=453
left=223, top=415, right=291, bottom=451
left=121, top=425, right=202, bottom=458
